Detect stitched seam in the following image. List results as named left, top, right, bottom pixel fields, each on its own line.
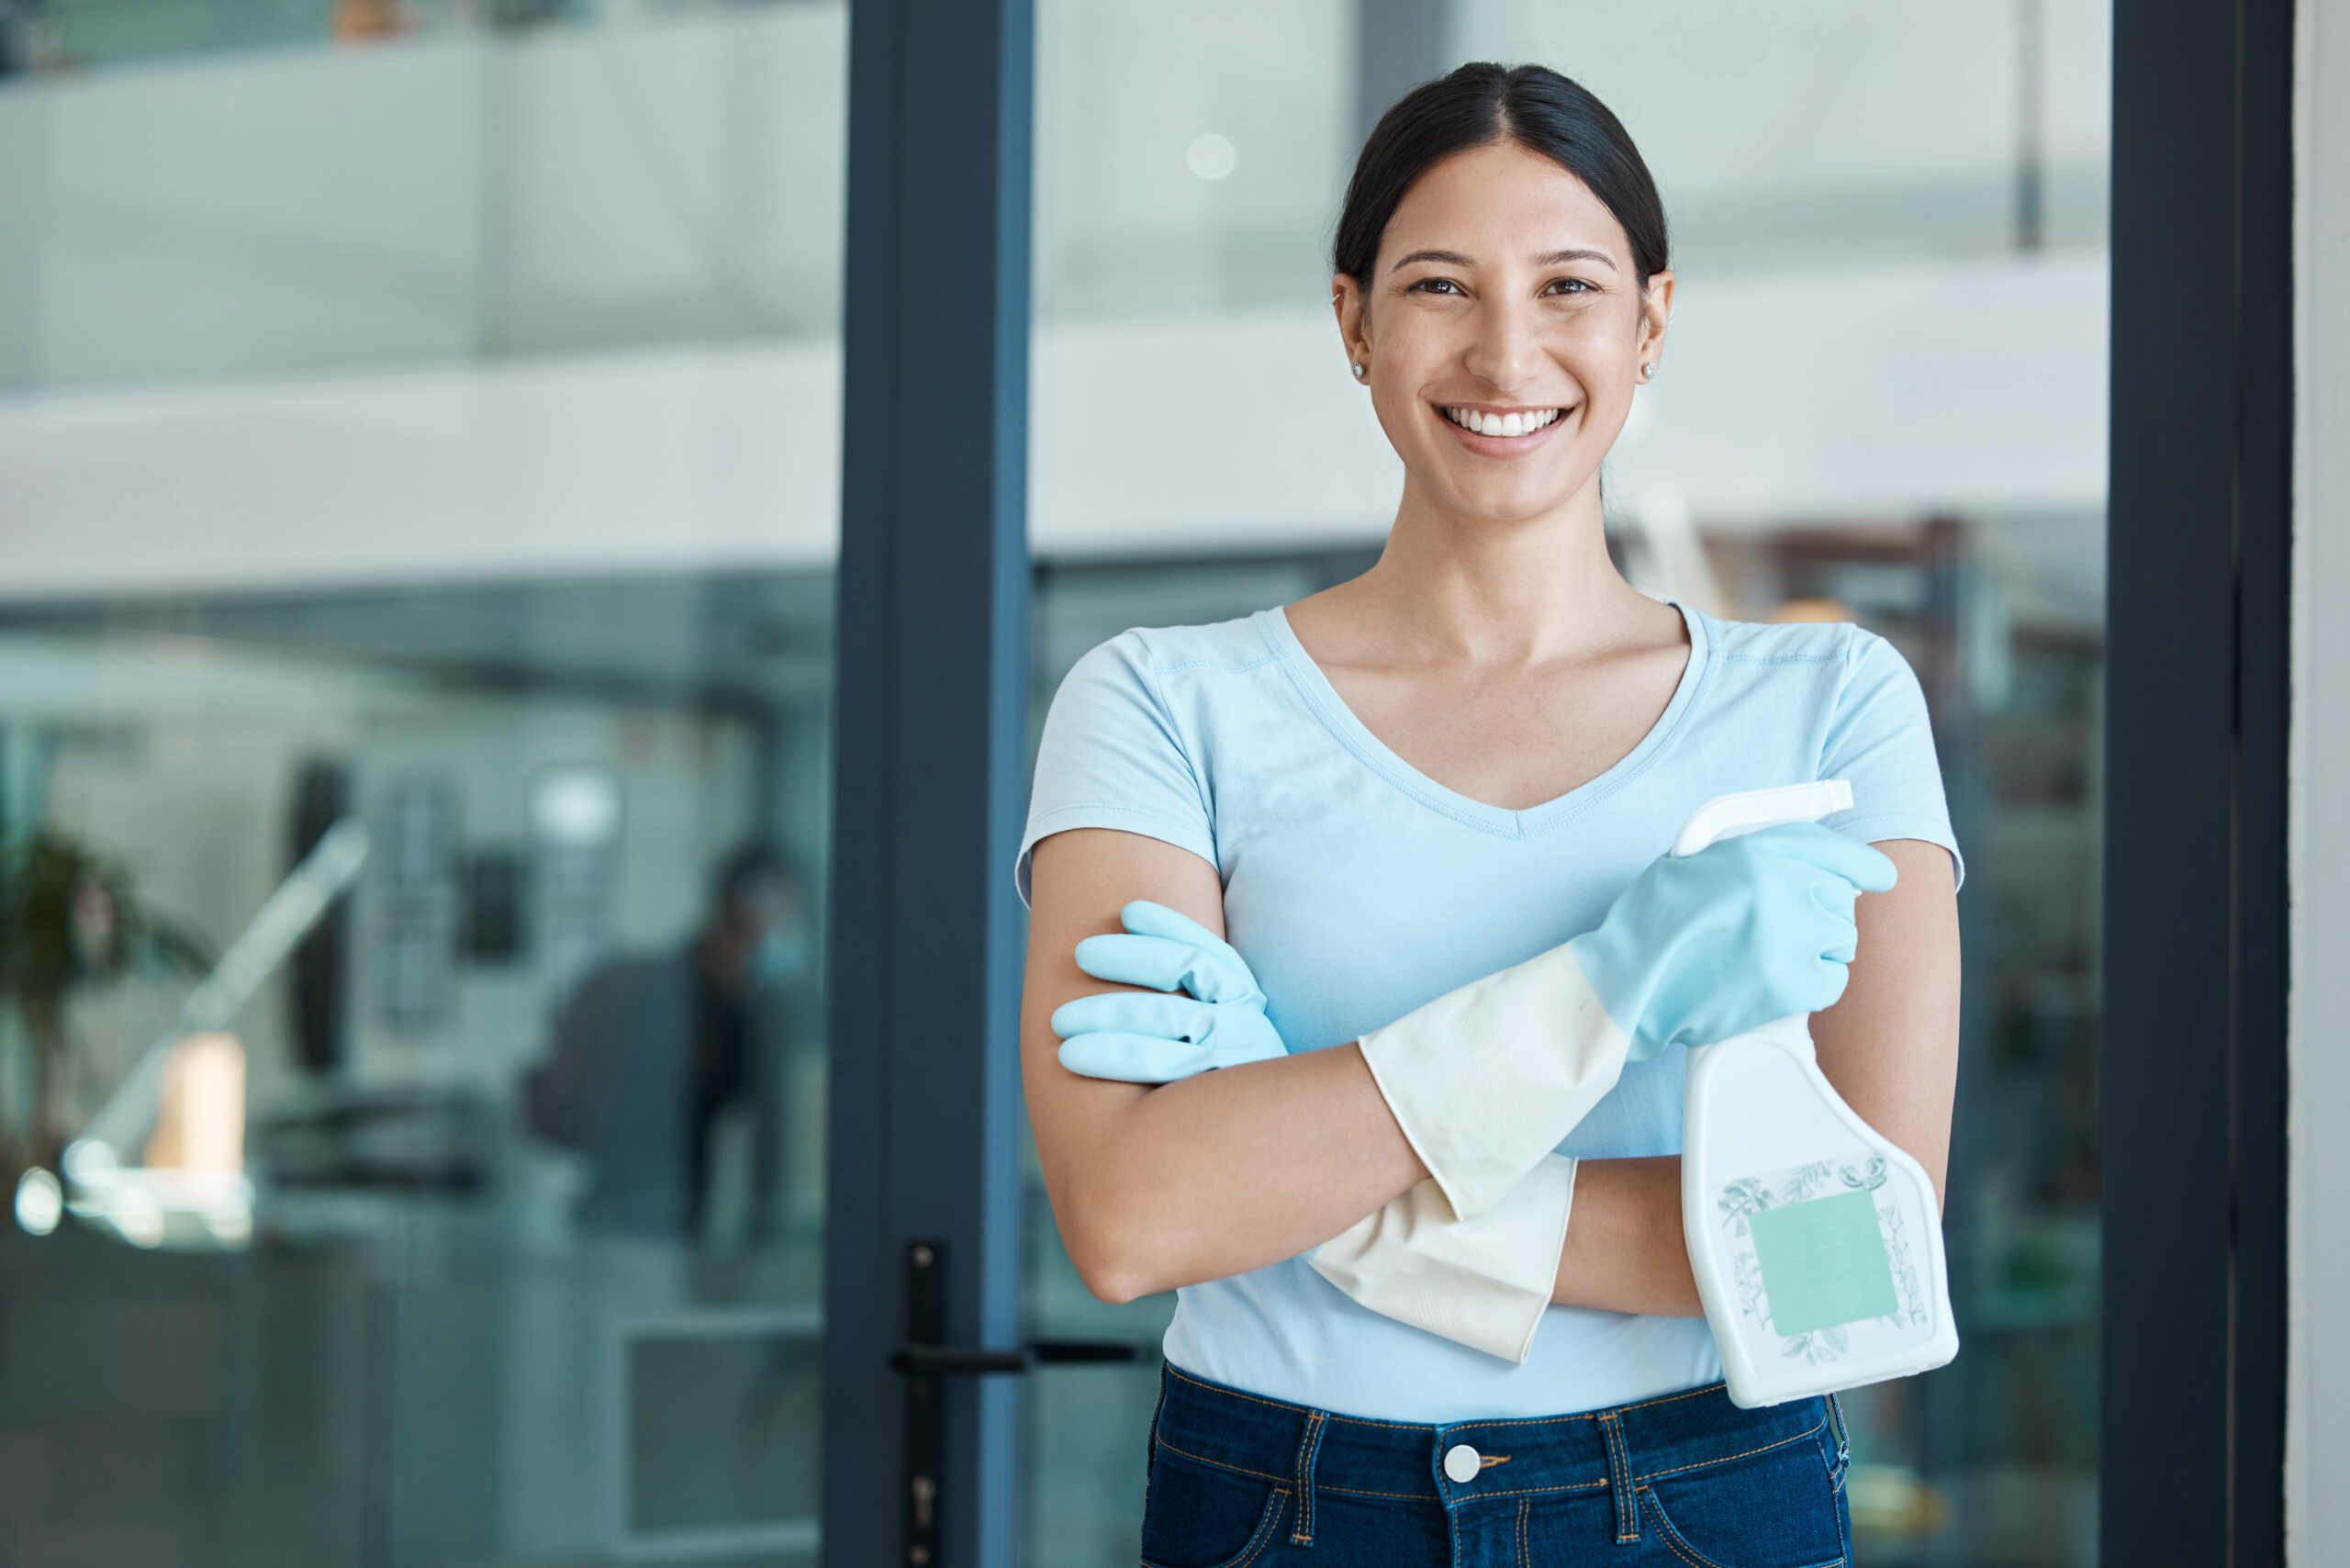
left=1633, top=1420, right=1824, bottom=1483
left=1225, top=1489, right=1288, bottom=1568
left=1152, top=655, right=1285, bottom=678
left=1516, top=1497, right=1529, bottom=1568
left=1153, top=1437, right=1289, bottom=1485
left=1617, top=1382, right=1728, bottom=1415
left=1641, top=1485, right=1843, bottom=1568
left=1291, top=1409, right=1324, bottom=1545
left=1316, top=1482, right=1442, bottom=1502
left=1163, top=1366, right=1435, bottom=1430
left=1718, top=654, right=1841, bottom=666
left=1445, top=1478, right=1611, bottom=1500
left=1141, top=1484, right=1290, bottom=1568
left=1132, top=640, right=1218, bottom=854
left=1640, top=1489, right=1727, bottom=1568
left=1445, top=1410, right=1598, bottom=1432
left=1601, top=1413, right=1638, bottom=1542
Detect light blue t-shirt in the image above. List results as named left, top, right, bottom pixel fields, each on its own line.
left=1018, top=603, right=1959, bottom=1422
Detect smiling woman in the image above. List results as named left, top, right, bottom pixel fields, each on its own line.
left=1019, top=62, right=1960, bottom=1568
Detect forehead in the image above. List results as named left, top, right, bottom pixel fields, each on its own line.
left=1375, top=140, right=1629, bottom=270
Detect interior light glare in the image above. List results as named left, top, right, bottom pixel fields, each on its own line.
left=14, top=1168, right=62, bottom=1237
left=531, top=768, right=622, bottom=846
left=1187, top=133, right=1237, bottom=181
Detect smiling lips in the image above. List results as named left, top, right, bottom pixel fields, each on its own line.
left=1441, top=405, right=1563, bottom=439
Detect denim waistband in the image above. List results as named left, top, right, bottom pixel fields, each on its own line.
left=1150, top=1361, right=1847, bottom=1541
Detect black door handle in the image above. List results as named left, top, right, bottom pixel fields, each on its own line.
left=894, top=1239, right=1146, bottom=1565
left=890, top=1338, right=1139, bottom=1376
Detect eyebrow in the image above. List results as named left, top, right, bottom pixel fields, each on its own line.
left=1387, top=247, right=1619, bottom=274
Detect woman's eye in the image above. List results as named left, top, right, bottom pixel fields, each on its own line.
left=1408, top=278, right=1465, bottom=297
left=1544, top=278, right=1594, bottom=296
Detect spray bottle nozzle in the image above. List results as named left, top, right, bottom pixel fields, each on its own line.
left=1670, top=779, right=1853, bottom=859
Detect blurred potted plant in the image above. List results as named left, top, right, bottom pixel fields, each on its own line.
left=0, top=833, right=208, bottom=1171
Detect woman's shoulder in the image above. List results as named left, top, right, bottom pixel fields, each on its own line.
left=1695, top=609, right=1882, bottom=666
left=1058, top=611, right=1287, bottom=697
left=1690, top=610, right=1922, bottom=713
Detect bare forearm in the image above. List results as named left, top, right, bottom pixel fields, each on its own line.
left=1550, top=1156, right=1701, bottom=1316
left=1035, top=1038, right=1426, bottom=1301
left=1024, top=828, right=1427, bottom=1302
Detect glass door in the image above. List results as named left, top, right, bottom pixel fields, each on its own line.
left=0, top=5, right=846, bottom=1562
left=1022, top=3, right=2109, bottom=1563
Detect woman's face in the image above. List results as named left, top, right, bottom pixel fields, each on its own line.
left=1336, top=139, right=1673, bottom=527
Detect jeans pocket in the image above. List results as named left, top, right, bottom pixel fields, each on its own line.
left=1138, top=1450, right=1290, bottom=1568
left=1639, top=1432, right=1848, bottom=1568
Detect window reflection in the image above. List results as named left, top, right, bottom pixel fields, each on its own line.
left=0, top=572, right=834, bottom=1566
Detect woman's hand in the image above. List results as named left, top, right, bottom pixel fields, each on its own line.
left=1571, top=823, right=1899, bottom=1059
left=1051, top=902, right=1290, bottom=1081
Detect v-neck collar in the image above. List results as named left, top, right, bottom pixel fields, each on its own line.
left=1252, top=600, right=1713, bottom=839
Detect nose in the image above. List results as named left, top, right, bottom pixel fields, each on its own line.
left=1461, top=289, right=1541, bottom=393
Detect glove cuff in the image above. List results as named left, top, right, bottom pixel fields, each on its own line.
left=1357, top=943, right=1629, bottom=1219
left=1309, top=1155, right=1579, bottom=1363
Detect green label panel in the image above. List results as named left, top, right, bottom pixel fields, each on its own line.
left=1749, top=1189, right=1898, bottom=1336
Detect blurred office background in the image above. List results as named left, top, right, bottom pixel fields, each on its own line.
left=0, top=1, right=2103, bottom=1564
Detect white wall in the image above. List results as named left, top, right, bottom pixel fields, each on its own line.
left=2290, top=0, right=2350, bottom=1557
left=0, top=247, right=2107, bottom=596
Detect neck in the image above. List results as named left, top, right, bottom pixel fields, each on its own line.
left=1340, top=472, right=1663, bottom=667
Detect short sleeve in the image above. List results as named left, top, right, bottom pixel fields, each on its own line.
left=1016, top=633, right=1219, bottom=905
left=1820, top=632, right=1965, bottom=889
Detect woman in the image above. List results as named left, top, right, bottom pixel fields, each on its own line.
left=1019, top=64, right=1960, bottom=1567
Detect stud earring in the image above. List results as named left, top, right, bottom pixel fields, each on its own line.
left=1352, top=362, right=1368, bottom=379
left=1639, top=362, right=1656, bottom=381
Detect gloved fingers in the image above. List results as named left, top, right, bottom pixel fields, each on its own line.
left=1748, top=823, right=1899, bottom=894
left=1058, top=1032, right=1225, bottom=1083
left=1050, top=989, right=1218, bottom=1044
left=1816, top=917, right=1860, bottom=966
left=1807, top=952, right=1857, bottom=1011
left=1115, top=902, right=1264, bottom=1003
left=1806, top=869, right=1863, bottom=924
left=1074, top=930, right=1258, bottom=1004
left=1118, top=899, right=1225, bottom=947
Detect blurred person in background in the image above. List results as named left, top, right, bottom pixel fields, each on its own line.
left=527, top=843, right=810, bottom=1245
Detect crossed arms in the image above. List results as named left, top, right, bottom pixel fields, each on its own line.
left=1019, top=826, right=1959, bottom=1315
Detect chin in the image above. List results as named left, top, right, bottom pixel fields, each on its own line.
left=1436, top=469, right=1591, bottom=526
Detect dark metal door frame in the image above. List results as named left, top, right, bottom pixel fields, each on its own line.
left=823, top=0, right=1035, bottom=1564
left=2104, top=1, right=2292, bottom=1562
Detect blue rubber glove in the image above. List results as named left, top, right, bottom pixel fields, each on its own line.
left=1050, top=901, right=1288, bottom=1082
left=1570, top=822, right=1898, bottom=1059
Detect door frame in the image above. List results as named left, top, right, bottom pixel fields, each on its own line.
left=2104, top=0, right=2292, bottom=1562
left=822, top=0, right=1035, bottom=1565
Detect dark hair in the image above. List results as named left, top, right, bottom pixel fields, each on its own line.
left=711, top=842, right=799, bottom=915
left=1334, top=63, right=1669, bottom=290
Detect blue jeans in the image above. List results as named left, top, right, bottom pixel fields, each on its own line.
left=1141, top=1364, right=1852, bottom=1568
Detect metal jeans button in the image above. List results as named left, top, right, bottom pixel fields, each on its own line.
left=1443, top=1443, right=1482, bottom=1484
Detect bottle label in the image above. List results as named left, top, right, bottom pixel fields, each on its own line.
left=1718, top=1155, right=1937, bottom=1368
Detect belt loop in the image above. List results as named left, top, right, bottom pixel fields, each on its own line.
left=1825, top=1391, right=1852, bottom=1482
left=1289, top=1408, right=1326, bottom=1546
left=1597, top=1410, right=1640, bottom=1544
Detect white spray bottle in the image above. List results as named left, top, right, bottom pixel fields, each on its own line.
left=1674, top=780, right=1959, bottom=1409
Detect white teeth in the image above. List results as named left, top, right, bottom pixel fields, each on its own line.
left=1446, top=406, right=1560, bottom=435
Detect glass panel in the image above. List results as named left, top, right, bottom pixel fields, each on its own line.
left=1024, top=5, right=2108, bottom=1565
left=0, top=6, right=844, bottom=1563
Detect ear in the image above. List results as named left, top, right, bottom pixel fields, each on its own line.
left=1332, top=274, right=1372, bottom=378
left=1638, top=270, right=1676, bottom=365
